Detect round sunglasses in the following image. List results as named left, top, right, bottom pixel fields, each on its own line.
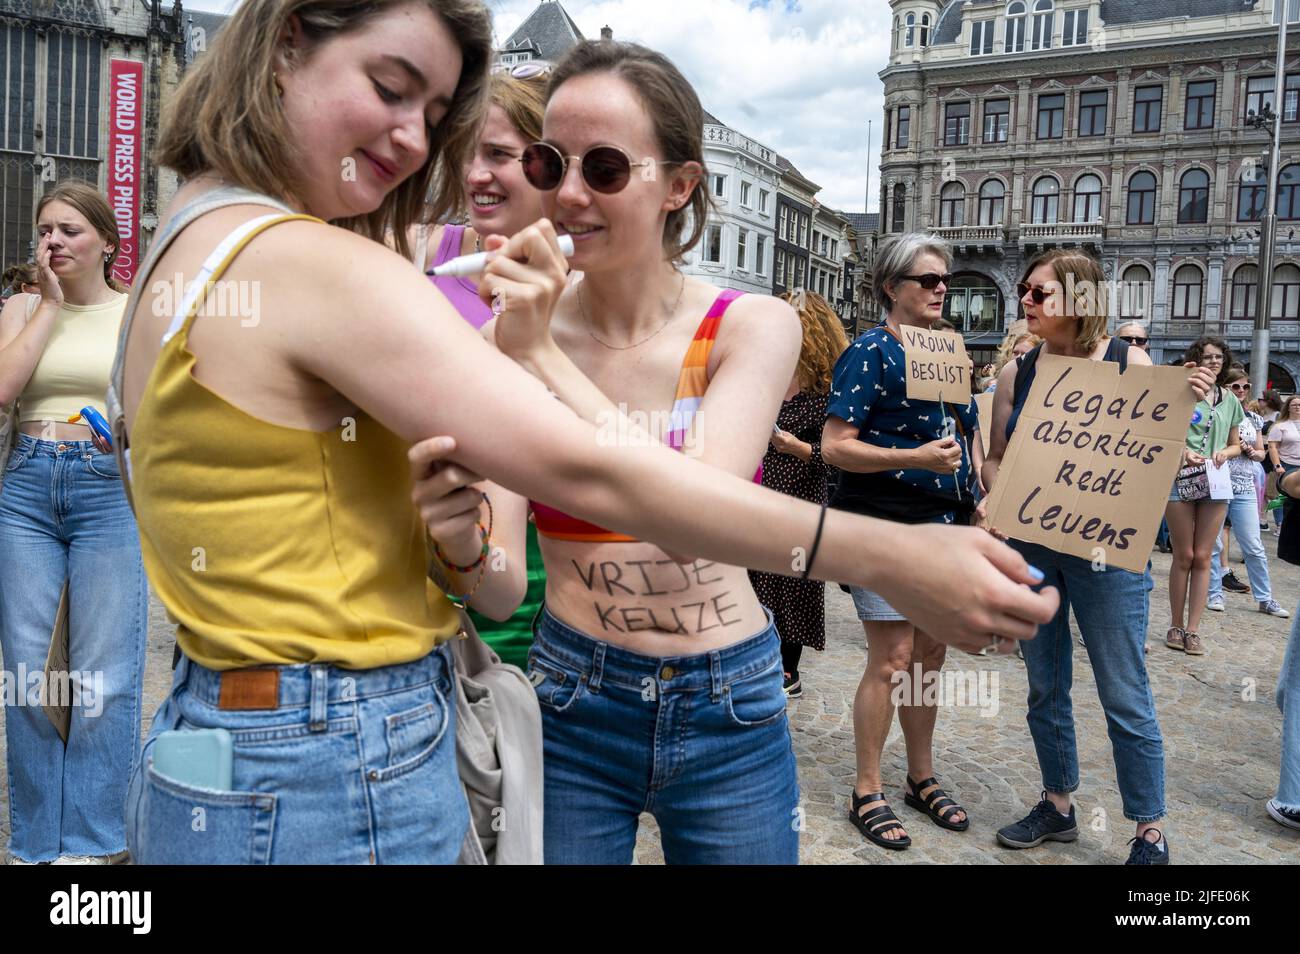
left=1017, top=282, right=1051, bottom=304
left=519, top=142, right=682, bottom=194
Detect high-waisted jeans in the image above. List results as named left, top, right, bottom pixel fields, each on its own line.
left=0, top=434, right=148, bottom=862
left=1010, top=541, right=1166, bottom=822
left=532, top=606, right=800, bottom=864
left=1209, top=486, right=1273, bottom=603
left=126, top=643, right=467, bottom=864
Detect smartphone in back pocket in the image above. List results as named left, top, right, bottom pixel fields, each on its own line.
left=153, top=728, right=234, bottom=791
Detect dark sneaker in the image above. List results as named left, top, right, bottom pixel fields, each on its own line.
left=1222, top=571, right=1250, bottom=594
left=782, top=671, right=802, bottom=699
left=1267, top=798, right=1300, bottom=830
left=1125, top=829, right=1170, bottom=865
left=996, top=793, right=1079, bottom=848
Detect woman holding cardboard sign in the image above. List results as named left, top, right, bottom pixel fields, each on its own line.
left=979, top=249, right=1214, bottom=865
left=822, top=233, right=985, bottom=852
left=1166, top=337, right=1243, bottom=657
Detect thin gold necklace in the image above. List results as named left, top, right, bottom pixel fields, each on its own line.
left=580, top=272, right=686, bottom=351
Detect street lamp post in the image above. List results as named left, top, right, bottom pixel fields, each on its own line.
left=1249, top=11, right=1289, bottom=399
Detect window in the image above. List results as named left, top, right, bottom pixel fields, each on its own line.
left=983, top=98, right=1010, bottom=142
left=1078, top=90, right=1108, bottom=137
left=1073, top=174, right=1102, bottom=223
left=775, top=251, right=786, bottom=286
left=1133, top=86, right=1162, bottom=133
left=1276, top=0, right=1300, bottom=25
left=896, top=106, right=911, bottom=148
left=1238, top=164, right=1267, bottom=221
left=740, top=181, right=751, bottom=207
left=1231, top=264, right=1259, bottom=319
left=704, top=225, right=722, bottom=263
left=1172, top=265, right=1203, bottom=319
left=737, top=229, right=747, bottom=270
left=1185, top=80, right=1216, bottom=130
left=1031, top=177, right=1060, bottom=224
left=811, top=229, right=821, bottom=254
left=1037, top=93, right=1065, bottom=139
left=970, top=19, right=995, bottom=55
left=1273, top=263, right=1300, bottom=319
left=1120, top=264, right=1152, bottom=319
left=905, top=12, right=915, bottom=47
left=797, top=213, right=807, bottom=247
left=1005, top=1, right=1026, bottom=53
left=945, top=101, right=971, bottom=145
left=1062, top=9, right=1088, bottom=46
left=1127, top=171, right=1156, bottom=224
left=1178, top=169, right=1210, bottom=224
left=1030, top=0, right=1054, bottom=51
left=1287, top=74, right=1300, bottom=122
left=756, top=235, right=766, bottom=275
left=779, top=205, right=789, bottom=240
left=891, top=184, right=907, bottom=233
left=759, top=188, right=770, bottom=212
left=795, top=257, right=806, bottom=289
left=712, top=174, right=726, bottom=198
left=1246, top=76, right=1275, bottom=121
left=1280, top=164, right=1300, bottom=220
left=940, top=182, right=966, bottom=227
left=920, top=13, right=931, bottom=47
left=978, top=179, right=1005, bottom=225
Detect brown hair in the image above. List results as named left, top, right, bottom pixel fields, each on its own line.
left=3, top=262, right=37, bottom=294
left=547, top=40, right=710, bottom=263
left=782, top=291, right=850, bottom=394
left=1186, top=335, right=1233, bottom=387
left=155, top=0, right=493, bottom=261
left=36, top=180, right=129, bottom=293
left=1020, top=248, right=1109, bottom=354
left=445, top=70, right=547, bottom=220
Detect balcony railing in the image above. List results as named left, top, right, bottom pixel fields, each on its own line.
left=933, top=224, right=1006, bottom=253
left=1150, top=320, right=1300, bottom=340
left=1018, top=220, right=1104, bottom=248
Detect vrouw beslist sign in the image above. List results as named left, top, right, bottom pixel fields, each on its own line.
left=984, top=353, right=1195, bottom=573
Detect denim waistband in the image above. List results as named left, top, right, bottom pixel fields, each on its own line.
left=176, top=643, right=453, bottom=712
left=534, top=604, right=778, bottom=696
left=14, top=433, right=98, bottom=456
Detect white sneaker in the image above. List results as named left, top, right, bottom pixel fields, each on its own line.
left=5, top=855, right=44, bottom=865
left=1206, top=595, right=1225, bottom=612
left=1260, top=600, right=1291, bottom=618
left=51, top=851, right=129, bottom=865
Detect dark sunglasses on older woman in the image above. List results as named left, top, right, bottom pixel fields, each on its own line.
left=899, top=272, right=953, bottom=290
left=520, top=142, right=683, bottom=194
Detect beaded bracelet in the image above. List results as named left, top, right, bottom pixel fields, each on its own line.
left=430, top=495, right=495, bottom=606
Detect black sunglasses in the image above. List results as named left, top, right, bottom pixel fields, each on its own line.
left=520, top=142, right=681, bottom=194
left=1016, top=282, right=1051, bottom=304
left=1119, top=335, right=1149, bottom=345
left=899, top=272, right=952, bottom=290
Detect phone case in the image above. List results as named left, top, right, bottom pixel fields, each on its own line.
left=153, top=728, right=234, bottom=792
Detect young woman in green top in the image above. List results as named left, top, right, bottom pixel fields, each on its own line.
left=1165, top=336, right=1242, bottom=656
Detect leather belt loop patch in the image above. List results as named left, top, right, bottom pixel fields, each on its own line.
left=219, top=669, right=281, bottom=710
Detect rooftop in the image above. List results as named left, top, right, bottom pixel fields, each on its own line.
left=501, top=0, right=585, bottom=61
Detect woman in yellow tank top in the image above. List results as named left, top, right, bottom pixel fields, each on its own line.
left=118, top=0, right=1058, bottom=865
left=0, top=181, right=147, bottom=865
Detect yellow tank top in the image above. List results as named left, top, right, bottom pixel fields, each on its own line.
left=126, top=211, right=461, bottom=671
left=20, top=294, right=127, bottom=423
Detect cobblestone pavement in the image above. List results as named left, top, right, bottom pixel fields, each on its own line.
left=3, top=548, right=1298, bottom=864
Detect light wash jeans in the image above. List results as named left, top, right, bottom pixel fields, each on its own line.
left=0, top=434, right=148, bottom=862
left=1209, top=486, right=1273, bottom=603
left=126, top=643, right=467, bottom=864
left=532, top=606, right=800, bottom=864
left=1277, top=610, right=1300, bottom=811
left=1010, top=541, right=1165, bottom=822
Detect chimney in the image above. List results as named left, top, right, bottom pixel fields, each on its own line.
left=601, top=25, right=613, bottom=40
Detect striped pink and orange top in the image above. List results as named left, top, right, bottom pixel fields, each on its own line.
left=531, top=288, right=756, bottom=542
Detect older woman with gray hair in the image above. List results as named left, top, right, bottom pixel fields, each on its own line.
left=823, top=232, right=988, bottom=850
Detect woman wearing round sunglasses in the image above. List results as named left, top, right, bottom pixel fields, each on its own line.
left=1206, top=367, right=1287, bottom=618
left=1166, top=337, right=1242, bottom=658
left=981, top=250, right=1213, bottom=864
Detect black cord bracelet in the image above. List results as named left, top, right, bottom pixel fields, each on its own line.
left=802, top=501, right=828, bottom=581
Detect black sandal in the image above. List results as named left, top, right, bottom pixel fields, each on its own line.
left=904, top=776, right=970, bottom=832
left=849, top=790, right=912, bottom=850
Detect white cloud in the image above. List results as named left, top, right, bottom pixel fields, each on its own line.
left=182, top=0, right=889, bottom=213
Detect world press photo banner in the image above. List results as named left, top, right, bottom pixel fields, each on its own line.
left=108, top=59, right=144, bottom=286
left=984, top=353, right=1195, bottom=574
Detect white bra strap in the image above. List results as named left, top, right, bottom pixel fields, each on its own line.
left=161, top=213, right=286, bottom=345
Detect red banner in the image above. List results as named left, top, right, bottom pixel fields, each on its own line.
left=107, top=59, right=144, bottom=286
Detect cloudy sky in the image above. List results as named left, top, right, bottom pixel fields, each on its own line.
left=183, top=0, right=890, bottom=214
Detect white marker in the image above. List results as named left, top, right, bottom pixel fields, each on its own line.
left=428, top=233, right=576, bottom=277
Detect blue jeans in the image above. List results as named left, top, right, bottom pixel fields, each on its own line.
left=126, top=643, right=467, bottom=863
left=1009, top=541, right=1165, bottom=822
left=0, top=434, right=147, bottom=862
left=1209, top=487, right=1273, bottom=602
left=1277, top=610, right=1300, bottom=810
left=532, top=606, right=800, bottom=864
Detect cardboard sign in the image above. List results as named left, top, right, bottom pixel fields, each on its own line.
left=983, top=353, right=1196, bottom=573
left=975, top=392, right=994, bottom=456
left=1207, top=460, right=1233, bottom=500
left=901, top=325, right=970, bottom=402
